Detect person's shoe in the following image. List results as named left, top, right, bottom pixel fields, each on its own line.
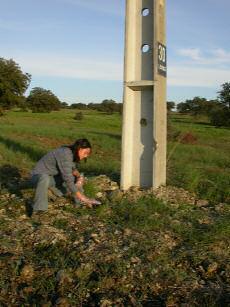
left=31, top=210, right=47, bottom=224
left=25, top=199, right=33, bottom=217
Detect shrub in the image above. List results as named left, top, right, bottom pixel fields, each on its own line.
left=209, top=107, right=230, bottom=127
left=74, top=112, right=84, bottom=120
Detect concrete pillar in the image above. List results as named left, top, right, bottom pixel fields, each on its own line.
left=121, top=0, right=167, bottom=190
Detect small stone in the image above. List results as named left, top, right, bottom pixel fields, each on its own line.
left=198, top=217, right=213, bottom=225
left=18, top=214, right=28, bottom=221
left=0, top=208, right=6, bottom=215
left=20, top=264, right=35, bottom=281
left=207, top=262, right=218, bottom=276
left=131, top=256, right=141, bottom=264
left=100, top=299, right=113, bottom=307
left=96, top=192, right=103, bottom=198
left=56, top=270, right=73, bottom=285
left=55, top=298, right=70, bottom=307
left=196, top=199, right=209, bottom=207
left=124, top=228, right=132, bottom=236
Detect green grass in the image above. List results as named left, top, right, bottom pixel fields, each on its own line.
left=0, top=109, right=229, bottom=203
left=0, top=110, right=229, bottom=305
left=167, top=114, right=230, bottom=203
left=1, top=193, right=229, bottom=305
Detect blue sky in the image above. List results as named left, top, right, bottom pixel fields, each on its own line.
left=1, top=0, right=230, bottom=104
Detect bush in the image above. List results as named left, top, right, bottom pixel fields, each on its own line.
left=74, top=112, right=84, bottom=120
left=210, top=107, right=230, bottom=127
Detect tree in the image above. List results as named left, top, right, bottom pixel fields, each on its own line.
left=218, top=82, right=230, bottom=109
left=167, top=101, right=175, bottom=112
left=27, top=87, right=61, bottom=112
left=0, top=57, right=31, bottom=109
left=70, top=103, right=87, bottom=110
left=177, top=100, right=193, bottom=113
left=209, top=82, right=230, bottom=127
left=60, top=102, right=69, bottom=108
left=100, top=99, right=117, bottom=114
left=177, top=97, right=218, bottom=117
left=209, top=105, right=230, bottom=127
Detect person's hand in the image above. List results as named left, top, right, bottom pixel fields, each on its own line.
left=76, top=175, right=85, bottom=188
left=75, top=192, right=101, bottom=208
left=88, top=199, right=101, bottom=206
left=83, top=198, right=102, bottom=208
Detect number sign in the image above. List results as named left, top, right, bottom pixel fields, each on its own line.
left=158, top=42, right=167, bottom=77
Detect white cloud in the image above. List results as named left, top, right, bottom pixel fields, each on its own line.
left=10, top=53, right=123, bottom=81
left=168, top=65, right=230, bottom=87
left=177, top=47, right=230, bottom=65
left=2, top=48, right=229, bottom=88
left=211, top=48, right=230, bottom=63
left=177, top=48, right=202, bottom=61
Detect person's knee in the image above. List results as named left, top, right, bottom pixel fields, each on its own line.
left=37, top=174, right=51, bottom=187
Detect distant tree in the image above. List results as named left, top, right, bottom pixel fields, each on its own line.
left=27, top=87, right=61, bottom=113
left=218, top=82, right=230, bottom=109
left=177, top=101, right=193, bottom=113
left=60, top=102, right=69, bottom=108
left=209, top=83, right=230, bottom=127
left=87, top=100, right=121, bottom=114
left=117, top=103, right=123, bottom=115
left=88, top=102, right=101, bottom=111
left=209, top=105, right=230, bottom=127
left=177, top=97, right=218, bottom=116
left=167, top=101, right=175, bottom=112
left=0, top=57, right=31, bottom=109
left=70, top=103, right=88, bottom=110
left=100, top=99, right=117, bottom=114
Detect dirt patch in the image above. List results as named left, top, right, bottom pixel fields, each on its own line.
left=180, top=132, right=197, bottom=144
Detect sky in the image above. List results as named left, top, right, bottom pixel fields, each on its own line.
left=0, top=0, right=230, bottom=104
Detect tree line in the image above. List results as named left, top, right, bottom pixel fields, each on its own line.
left=0, top=57, right=122, bottom=114
left=175, top=85, right=230, bottom=127
left=0, top=57, right=229, bottom=126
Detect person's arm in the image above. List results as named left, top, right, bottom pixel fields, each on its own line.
left=72, top=169, right=80, bottom=178
left=56, top=148, right=100, bottom=206
left=55, top=148, right=78, bottom=195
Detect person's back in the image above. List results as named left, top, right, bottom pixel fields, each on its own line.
left=31, top=146, right=75, bottom=177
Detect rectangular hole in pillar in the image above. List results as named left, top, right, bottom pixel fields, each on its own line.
left=140, top=90, right=154, bottom=187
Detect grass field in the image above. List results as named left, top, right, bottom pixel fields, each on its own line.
left=0, top=109, right=229, bottom=203
left=0, top=109, right=230, bottom=306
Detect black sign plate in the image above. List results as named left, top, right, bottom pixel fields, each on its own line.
left=158, top=42, right=167, bottom=77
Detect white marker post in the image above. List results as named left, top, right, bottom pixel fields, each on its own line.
left=121, top=0, right=167, bottom=189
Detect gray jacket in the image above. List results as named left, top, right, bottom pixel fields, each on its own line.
left=31, top=146, right=77, bottom=194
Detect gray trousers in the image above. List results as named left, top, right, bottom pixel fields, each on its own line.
left=30, top=174, right=82, bottom=211
left=30, top=174, right=66, bottom=211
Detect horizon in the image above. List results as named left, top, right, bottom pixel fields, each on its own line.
left=1, top=0, right=230, bottom=104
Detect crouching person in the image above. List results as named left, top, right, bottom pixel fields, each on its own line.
left=29, top=138, right=100, bottom=215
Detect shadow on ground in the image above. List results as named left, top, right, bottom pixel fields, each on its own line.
left=0, top=135, right=45, bottom=162
left=88, top=131, right=121, bottom=140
